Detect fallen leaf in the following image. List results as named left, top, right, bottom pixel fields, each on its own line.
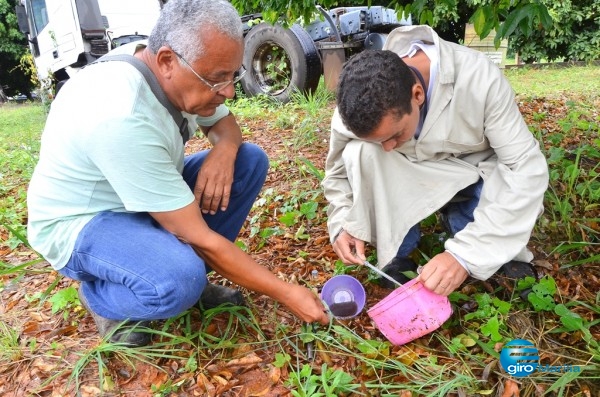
left=395, top=347, right=419, bottom=366
left=225, top=352, right=263, bottom=368
left=501, top=379, right=520, bottom=397
left=268, top=365, right=281, bottom=383
left=481, top=360, right=496, bottom=381
left=32, top=357, right=56, bottom=372
left=79, top=385, right=102, bottom=397
left=532, top=259, right=553, bottom=270
left=212, top=375, right=229, bottom=386
left=196, top=373, right=216, bottom=397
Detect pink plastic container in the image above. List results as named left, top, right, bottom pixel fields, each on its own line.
left=367, top=278, right=452, bottom=345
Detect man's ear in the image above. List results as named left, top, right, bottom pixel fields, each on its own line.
left=155, top=46, right=177, bottom=79
left=413, top=83, right=426, bottom=108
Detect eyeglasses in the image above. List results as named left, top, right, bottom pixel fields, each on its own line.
left=172, top=49, right=246, bottom=92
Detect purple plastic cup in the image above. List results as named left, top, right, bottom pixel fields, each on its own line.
left=321, top=275, right=366, bottom=319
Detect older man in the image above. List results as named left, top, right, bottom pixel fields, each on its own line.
left=27, top=0, right=328, bottom=347
left=323, top=25, right=548, bottom=295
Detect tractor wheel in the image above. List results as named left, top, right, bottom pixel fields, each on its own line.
left=241, top=23, right=322, bottom=103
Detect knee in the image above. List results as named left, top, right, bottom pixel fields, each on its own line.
left=238, top=143, right=269, bottom=177
left=342, top=140, right=382, bottom=164
left=159, top=263, right=206, bottom=313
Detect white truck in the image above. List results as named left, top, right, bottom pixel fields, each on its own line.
left=16, top=1, right=410, bottom=102
left=15, top=0, right=162, bottom=91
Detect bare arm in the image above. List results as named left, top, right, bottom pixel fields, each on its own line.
left=150, top=203, right=329, bottom=325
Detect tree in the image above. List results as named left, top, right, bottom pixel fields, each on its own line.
left=509, top=0, right=600, bottom=63
left=231, top=0, right=552, bottom=46
left=0, top=0, right=35, bottom=100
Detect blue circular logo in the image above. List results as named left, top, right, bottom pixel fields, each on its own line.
left=500, top=339, right=539, bottom=377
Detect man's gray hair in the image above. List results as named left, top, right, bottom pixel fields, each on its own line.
left=148, top=0, right=243, bottom=62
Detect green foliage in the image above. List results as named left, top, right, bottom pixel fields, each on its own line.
left=0, top=0, right=36, bottom=97
left=289, top=82, right=334, bottom=118
left=523, top=98, right=600, bottom=266
left=0, top=103, right=45, bottom=249
left=48, top=286, right=80, bottom=318
left=463, top=293, right=511, bottom=342
left=509, top=0, right=600, bottom=62
left=273, top=352, right=291, bottom=367
left=0, top=0, right=26, bottom=56
left=385, top=0, right=553, bottom=45
left=517, top=276, right=600, bottom=349
left=286, top=363, right=357, bottom=397
left=232, top=1, right=552, bottom=45
left=0, top=320, right=21, bottom=361
left=525, top=276, right=556, bottom=311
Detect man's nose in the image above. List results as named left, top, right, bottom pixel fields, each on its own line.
left=381, top=140, right=397, bottom=152
left=217, top=82, right=236, bottom=99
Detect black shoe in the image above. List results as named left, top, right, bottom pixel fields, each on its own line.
left=379, top=257, right=418, bottom=289
left=495, top=261, right=539, bottom=301
left=498, top=261, right=538, bottom=280
left=199, top=283, right=245, bottom=310
left=78, top=289, right=152, bottom=347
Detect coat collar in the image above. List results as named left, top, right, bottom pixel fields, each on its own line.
left=383, top=25, right=455, bottom=86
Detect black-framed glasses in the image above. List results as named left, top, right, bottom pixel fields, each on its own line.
left=172, top=49, right=246, bottom=92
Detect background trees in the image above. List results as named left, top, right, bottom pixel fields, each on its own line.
left=232, top=0, right=599, bottom=63
left=0, top=0, right=35, bottom=101
left=509, top=0, right=600, bottom=63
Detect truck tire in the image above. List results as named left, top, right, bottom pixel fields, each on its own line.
left=241, top=23, right=322, bottom=103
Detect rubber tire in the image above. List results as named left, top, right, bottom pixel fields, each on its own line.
left=54, top=79, right=68, bottom=97
left=241, top=23, right=322, bottom=103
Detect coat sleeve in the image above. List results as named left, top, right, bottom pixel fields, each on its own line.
left=445, top=61, right=549, bottom=280
left=322, top=108, right=355, bottom=242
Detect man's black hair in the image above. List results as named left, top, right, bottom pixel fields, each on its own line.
left=337, top=50, right=416, bottom=137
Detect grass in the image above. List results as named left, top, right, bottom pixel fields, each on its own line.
left=1, top=66, right=599, bottom=395
left=504, top=64, right=600, bottom=99
left=0, top=103, right=46, bottom=249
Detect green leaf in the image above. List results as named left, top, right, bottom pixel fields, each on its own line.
left=279, top=211, right=298, bottom=227
left=528, top=276, right=557, bottom=312
left=294, top=224, right=310, bottom=240
left=453, top=333, right=478, bottom=348
left=470, top=7, right=486, bottom=35
left=528, top=291, right=556, bottom=312
left=299, top=201, right=318, bottom=219
left=48, top=286, right=79, bottom=314
left=498, top=4, right=533, bottom=39
left=516, top=276, right=537, bottom=291
left=419, top=9, right=433, bottom=25
left=356, top=339, right=389, bottom=358
left=554, top=304, right=585, bottom=331
left=481, top=315, right=502, bottom=342
left=534, top=3, right=554, bottom=29
left=273, top=352, right=291, bottom=367
left=492, top=297, right=511, bottom=315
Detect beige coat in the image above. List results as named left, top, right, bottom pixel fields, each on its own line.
left=322, top=25, right=549, bottom=280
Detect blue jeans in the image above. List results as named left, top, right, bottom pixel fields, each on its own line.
left=59, top=143, right=268, bottom=321
left=396, top=179, right=484, bottom=258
